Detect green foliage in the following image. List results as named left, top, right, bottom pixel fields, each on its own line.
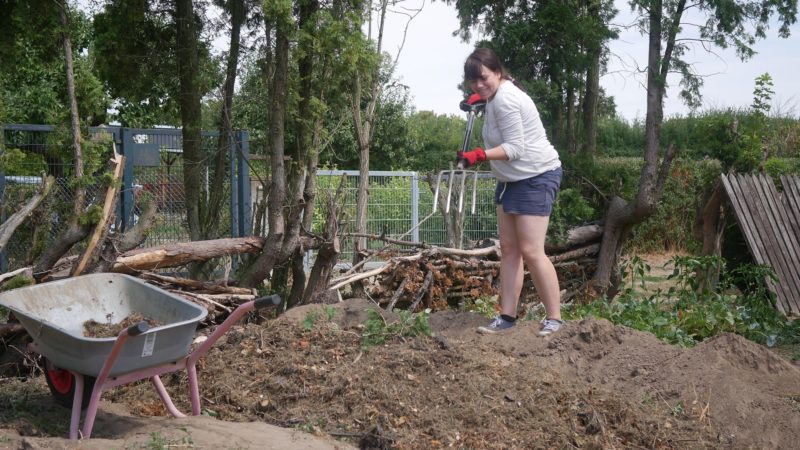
left=0, top=276, right=34, bottom=293
left=300, top=305, right=338, bottom=331
left=752, top=73, right=774, bottom=116
left=461, top=296, right=498, bottom=318
left=361, top=309, right=432, bottom=347
left=565, top=255, right=800, bottom=348
left=597, top=116, right=645, bottom=156
left=0, top=3, right=108, bottom=125
left=549, top=188, right=596, bottom=243
left=0, top=148, right=47, bottom=175
left=405, top=111, right=471, bottom=172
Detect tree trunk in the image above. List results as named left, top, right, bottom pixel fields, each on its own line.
left=175, top=0, right=203, bottom=242
left=239, top=29, right=291, bottom=288
left=34, top=3, right=92, bottom=282
left=697, top=181, right=725, bottom=291
left=202, top=0, right=245, bottom=240
left=566, top=86, right=576, bottom=154
left=58, top=1, right=85, bottom=216
left=592, top=0, right=685, bottom=294
left=302, top=175, right=347, bottom=304
left=580, top=0, right=601, bottom=158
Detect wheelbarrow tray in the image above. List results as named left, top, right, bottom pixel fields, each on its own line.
left=0, top=273, right=207, bottom=377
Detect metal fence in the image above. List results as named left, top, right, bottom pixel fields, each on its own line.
left=310, top=170, right=499, bottom=264
left=2, top=123, right=500, bottom=272
left=1, top=124, right=251, bottom=271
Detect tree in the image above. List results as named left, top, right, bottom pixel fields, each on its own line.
left=0, top=1, right=108, bottom=125
left=350, top=0, right=422, bottom=268
left=238, top=0, right=370, bottom=299
left=34, top=0, right=95, bottom=276
left=592, top=0, right=796, bottom=294
left=450, top=0, right=617, bottom=155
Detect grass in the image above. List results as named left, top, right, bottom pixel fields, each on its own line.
left=0, top=378, right=69, bottom=436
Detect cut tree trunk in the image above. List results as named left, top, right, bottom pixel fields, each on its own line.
left=0, top=176, right=54, bottom=252
left=72, top=148, right=125, bottom=276
left=110, top=236, right=268, bottom=274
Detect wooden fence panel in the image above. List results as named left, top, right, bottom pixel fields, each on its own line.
left=721, top=174, right=800, bottom=315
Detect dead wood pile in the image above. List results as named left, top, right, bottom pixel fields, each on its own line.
left=331, top=223, right=603, bottom=311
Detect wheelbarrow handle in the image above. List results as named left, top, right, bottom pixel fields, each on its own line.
left=127, top=321, right=150, bottom=336
left=254, top=294, right=282, bottom=310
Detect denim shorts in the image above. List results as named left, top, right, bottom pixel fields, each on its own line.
left=494, top=167, right=562, bottom=216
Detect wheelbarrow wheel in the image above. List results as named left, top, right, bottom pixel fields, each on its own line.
left=43, top=358, right=96, bottom=409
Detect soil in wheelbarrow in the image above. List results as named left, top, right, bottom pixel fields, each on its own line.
left=83, top=312, right=162, bottom=338
left=3, top=296, right=800, bottom=449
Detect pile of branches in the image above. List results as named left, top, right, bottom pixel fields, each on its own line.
left=329, top=223, right=604, bottom=312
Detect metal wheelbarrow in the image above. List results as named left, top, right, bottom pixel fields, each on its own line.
left=0, top=273, right=280, bottom=440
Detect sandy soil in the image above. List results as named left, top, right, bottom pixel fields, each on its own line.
left=3, top=294, right=799, bottom=450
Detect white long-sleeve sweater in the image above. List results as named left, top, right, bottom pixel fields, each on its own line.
left=482, top=81, right=561, bottom=182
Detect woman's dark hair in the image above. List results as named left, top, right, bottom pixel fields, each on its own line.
left=464, top=47, right=525, bottom=91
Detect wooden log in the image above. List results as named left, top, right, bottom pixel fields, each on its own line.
left=140, top=272, right=255, bottom=295
left=72, top=148, right=125, bottom=276
left=0, top=176, right=54, bottom=252
left=408, top=270, right=433, bottom=312
left=545, top=224, right=603, bottom=253
left=549, top=243, right=601, bottom=264
left=110, top=236, right=267, bottom=273
left=386, top=277, right=410, bottom=312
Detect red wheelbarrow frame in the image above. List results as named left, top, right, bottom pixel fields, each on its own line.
left=29, top=295, right=280, bottom=440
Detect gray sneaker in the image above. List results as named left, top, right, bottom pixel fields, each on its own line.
left=538, top=318, right=564, bottom=336
left=478, top=316, right=516, bottom=334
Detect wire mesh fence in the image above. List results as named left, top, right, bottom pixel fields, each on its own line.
left=307, top=170, right=499, bottom=266
left=2, top=124, right=500, bottom=273
left=1, top=125, right=251, bottom=271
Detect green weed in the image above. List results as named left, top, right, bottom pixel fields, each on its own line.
left=300, top=305, right=338, bottom=331
left=362, top=309, right=432, bottom=347
left=462, top=296, right=498, bottom=318
left=565, top=255, right=800, bottom=348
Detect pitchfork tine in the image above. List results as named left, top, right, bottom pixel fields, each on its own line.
left=457, top=170, right=467, bottom=213
left=445, top=167, right=455, bottom=213
left=470, top=171, right=479, bottom=214
left=432, top=170, right=444, bottom=211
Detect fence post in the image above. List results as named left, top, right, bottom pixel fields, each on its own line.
left=411, top=172, right=420, bottom=243
left=236, top=131, right=251, bottom=237
left=0, top=127, right=6, bottom=272
left=227, top=131, right=238, bottom=238
left=118, top=128, right=136, bottom=231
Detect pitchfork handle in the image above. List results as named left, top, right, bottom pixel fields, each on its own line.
left=254, top=294, right=282, bottom=310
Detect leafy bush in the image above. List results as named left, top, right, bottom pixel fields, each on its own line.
left=565, top=255, right=800, bottom=348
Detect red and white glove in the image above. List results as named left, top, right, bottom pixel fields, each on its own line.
left=458, top=147, right=486, bottom=167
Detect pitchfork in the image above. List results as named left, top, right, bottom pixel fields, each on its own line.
left=432, top=95, right=487, bottom=214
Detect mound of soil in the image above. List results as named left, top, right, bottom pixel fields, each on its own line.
left=3, top=297, right=800, bottom=449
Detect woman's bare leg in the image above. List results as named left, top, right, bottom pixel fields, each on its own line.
left=496, top=205, right=524, bottom=317
left=516, top=215, right=561, bottom=320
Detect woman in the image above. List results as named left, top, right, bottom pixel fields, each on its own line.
left=458, top=48, right=564, bottom=336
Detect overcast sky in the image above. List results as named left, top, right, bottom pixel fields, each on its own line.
left=378, top=0, right=800, bottom=121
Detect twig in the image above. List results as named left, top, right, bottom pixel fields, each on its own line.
left=329, top=263, right=392, bottom=291
left=386, top=277, right=410, bottom=312
left=0, top=267, right=33, bottom=285
left=408, top=270, right=433, bottom=311
left=171, top=289, right=232, bottom=313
